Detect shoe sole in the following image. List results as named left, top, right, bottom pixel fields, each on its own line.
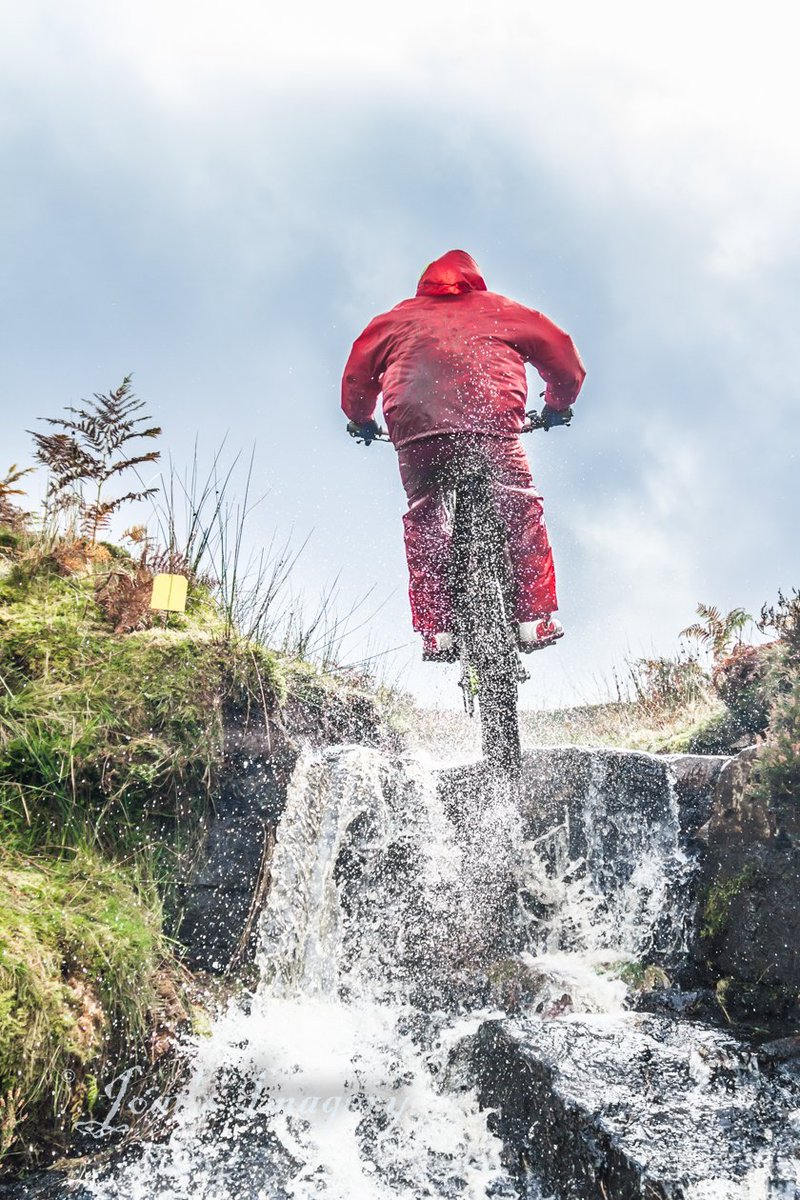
left=519, top=631, right=564, bottom=654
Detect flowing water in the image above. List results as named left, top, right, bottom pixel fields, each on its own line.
left=66, top=746, right=799, bottom=1199
left=80, top=748, right=521, bottom=1199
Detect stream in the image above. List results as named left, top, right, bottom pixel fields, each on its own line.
left=16, top=746, right=800, bottom=1198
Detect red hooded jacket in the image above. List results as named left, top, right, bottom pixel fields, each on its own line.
left=341, top=250, right=586, bottom=449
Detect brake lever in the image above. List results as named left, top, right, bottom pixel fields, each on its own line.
left=522, top=407, right=572, bottom=433
left=522, top=411, right=546, bottom=433
left=347, top=426, right=390, bottom=445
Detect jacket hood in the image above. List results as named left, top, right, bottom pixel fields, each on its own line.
left=416, top=250, right=487, bottom=297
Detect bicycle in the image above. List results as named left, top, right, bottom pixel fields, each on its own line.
left=348, top=409, right=563, bottom=775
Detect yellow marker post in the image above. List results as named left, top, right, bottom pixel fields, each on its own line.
left=150, top=573, right=188, bottom=613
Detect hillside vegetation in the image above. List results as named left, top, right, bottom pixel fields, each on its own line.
left=412, top=600, right=795, bottom=762
left=0, top=384, right=386, bottom=1170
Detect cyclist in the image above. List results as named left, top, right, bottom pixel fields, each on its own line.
left=341, top=249, right=585, bottom=662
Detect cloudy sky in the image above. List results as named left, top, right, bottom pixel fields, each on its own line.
left=2, top=0, right=798, bottom=708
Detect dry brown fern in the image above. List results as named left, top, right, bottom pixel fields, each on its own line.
left=52, top=538, right=112, bottom=576
left=30, top=376, right=161, bottom=544
left=94, top=563, right=156, bottom=633
left=93, top=532, right=195, bottom=633
left=0, top=463, right=34, bottom=530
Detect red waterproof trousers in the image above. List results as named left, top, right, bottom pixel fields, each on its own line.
left=397, top=434, right=557, bottom=634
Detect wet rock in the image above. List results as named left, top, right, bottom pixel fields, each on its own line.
left=0, top=1172, right=91, bottom=1198
left=487, top=958, right=566, bottom=1015
left=440, top=748, right=727, bottom=976
left=759, top=1035, right=800, bottom=1063
left=177, top=690, right=386, bottom=974
left=462, top=1013, right=800, bottom=1199
left=440, top=746, right=727, bottom=852
left=632, top=985, right=721, bottom=1022
left=715, top=977, right=799, bottom=1027
left=663, top=752, right=730, bottom=839
left=515, top=748, right=669, bottom=853
left=698, top=746, right=769, bottom=846
left=451, top=745, right=800, bottom=1017
left=695, top=747, right=800, bottom=994
left=177, top=717, right=293, bottom=972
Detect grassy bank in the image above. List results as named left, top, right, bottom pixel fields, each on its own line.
left=0, top=548, right=229, bottom=1166
left=407, top=695, right=730, bottom=764
left=0, top=844, right=174, bottom=1162
left=0, top=441, right=387, bottom=1171
left=0, top=545, right=385, bottom=1168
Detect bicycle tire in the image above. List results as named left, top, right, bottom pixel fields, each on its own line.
left=450, top=473, right=522, bottom=775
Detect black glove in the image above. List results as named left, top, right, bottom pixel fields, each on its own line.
left=540, top=404, right=573, bottom=431
left=347, top=418, right=381, bottom=446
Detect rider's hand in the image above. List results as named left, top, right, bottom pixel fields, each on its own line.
left=347, top=418, right=381, bottom=446
left=540, top=403, right=573, bottom=431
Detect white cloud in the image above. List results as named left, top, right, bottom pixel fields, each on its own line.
left=7, top=2, right=799, bottom=278
left=570, top=429, right=712, bottom=629
left=2, top=0, right=798, bottom=708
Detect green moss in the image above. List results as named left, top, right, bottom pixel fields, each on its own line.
left=0, top=574, right=105, bottom=677
left=0, top=844, right=175, bottom=1165
left=701, top=865, right=758, bottom=940
left=0, top=566, right=291, bottom=863
left=687, top=709, right=750, bottom=755
left=590, top=959, right=670, bottom=991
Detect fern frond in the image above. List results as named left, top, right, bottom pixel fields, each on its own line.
left=681, top=601, right=754, bottom=660
left=105, top=450, right=161, bottom=481
left=30, top=432, right=100, bottom=485
left=29, top=376, right=161, bottom=543
left=0, top=464, right=35, bottom=499
left=680, top=622, right=711, bottom=644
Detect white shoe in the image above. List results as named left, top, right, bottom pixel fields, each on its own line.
left=519, top=617, right=564, bottom=652
left=422, top=632, right=457, bottom=662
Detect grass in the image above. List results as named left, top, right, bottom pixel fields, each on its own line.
left=405, top=688, right=730, bottom=761
left=0, top=518, right=389, bottom=1168
left=0, top=841, right=180, bottom=1165
left=0, top=563, right=291, bottom=860
left=521, top=693, right=728, bottom=754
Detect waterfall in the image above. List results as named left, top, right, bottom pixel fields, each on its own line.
left=82, top=747, right=523, bottom=1199
left=75, top=745, right=799, bottom=1200
left=511, top=749, right=695, bottom=1010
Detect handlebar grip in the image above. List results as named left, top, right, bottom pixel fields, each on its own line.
left=347, top=419, right=389, bottom=444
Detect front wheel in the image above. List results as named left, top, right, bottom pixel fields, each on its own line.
left=457, top=535, right=522, bottom=775
left=450, top=470, right=523, bottom=776
left=478, top=668, right=521, bottom=774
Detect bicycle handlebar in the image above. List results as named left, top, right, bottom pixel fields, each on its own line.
left=347, top=409, right=568, bottom=445
left=347, top=425, right=391, bottom=444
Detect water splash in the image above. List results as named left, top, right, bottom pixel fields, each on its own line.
left=82, top=747, right=519, bottom=1199
left=75, top=744, right=799, bottom=1200
left=512, top=750, right=695, bottom=1011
